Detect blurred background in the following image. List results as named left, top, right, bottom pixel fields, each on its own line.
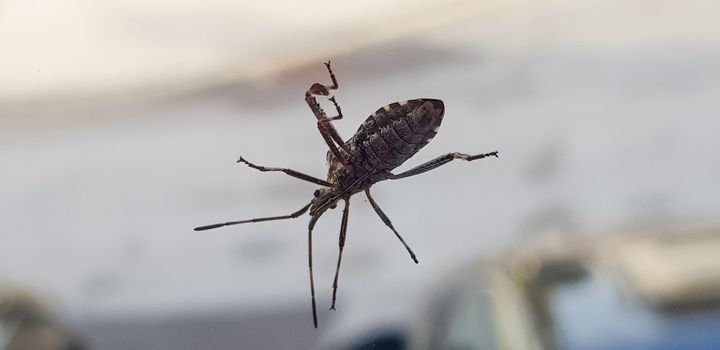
left=2, top=0, right=720, bottom=349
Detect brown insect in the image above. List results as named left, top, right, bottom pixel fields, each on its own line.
left=195, top=61, right=498, bottom=328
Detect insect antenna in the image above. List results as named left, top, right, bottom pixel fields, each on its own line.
left=194, top=202, right=312, bottom=231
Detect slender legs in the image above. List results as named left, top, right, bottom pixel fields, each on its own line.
left=235, top=61, right=352, bottom=184
left=365, top=188, right=419, bottom=264
left=388, top=151, right=498, bottom=180
left=197, top=61, right=499, bottom=328
left=194, top=199, right=323, bottom=328
left=305, top=61, right=353, bottom=171
left=194, top=202, right=312, bottom=231
left=330, top=198, right=350, bottom=310
left=237, top=156, right=333, bottom=187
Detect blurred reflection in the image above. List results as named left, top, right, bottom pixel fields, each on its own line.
left=415, top=223, right=720, bottom=350
left=0, top=283, right=83, bottom=350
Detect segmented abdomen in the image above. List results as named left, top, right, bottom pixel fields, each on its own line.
left=328, top=99, right=444, bottom=187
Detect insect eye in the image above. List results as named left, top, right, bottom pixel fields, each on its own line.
left=313, top=190, right=321, bottom=198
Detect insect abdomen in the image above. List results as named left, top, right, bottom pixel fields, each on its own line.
left=346, top=99, right=444, bottom=175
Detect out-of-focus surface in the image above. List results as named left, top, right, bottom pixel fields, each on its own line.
left=0, top=283, right=83, bottom=350
left=412, top=223, right=720, bottom=350
left=2, top=0, right=720, bottom=349
left=0, top=0, right=500, bottom=106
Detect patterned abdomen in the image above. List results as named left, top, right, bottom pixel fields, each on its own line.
left=338, top=99, right=444, bottom=183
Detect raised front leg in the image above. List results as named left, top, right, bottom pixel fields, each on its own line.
left=316, top=94, right=352, bottom=155
left=326, top=96, right=343, bottom=121
left=307, top=61, right=339, bottom=96
left=388, top=151, right=498, bottom=180
left=305, top=62, right=353, bottom=170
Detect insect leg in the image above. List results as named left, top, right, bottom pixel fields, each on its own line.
left=326, top=96, right=344, bottom=121
left=318, top=62, right=350, bottom=150
left=305, top=62, right=354, bottom=164
left=387, top=151, right=498, bottom=180
left=194, top=202, right=312, bottom=231
left=324, top=61, right=339, bottom=90
left=330, top=198, right=350, bottom=310
left=237, top=156, right=333, bottom=187
left=315, top=103, right=352, bottom=154
left=304, top=94, right=351, bottom=171
left=365, top=188, right=418, bottom=264
left=316, top=95, right=353, bottom=155
left=308, top=215, right=321, bottom=328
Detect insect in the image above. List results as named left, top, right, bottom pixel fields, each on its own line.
left=195, top=61, right=498, bottom=328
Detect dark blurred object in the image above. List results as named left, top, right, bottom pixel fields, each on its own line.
left=343, top=329, right=407, bottom=350
left=412, top=222, right=720, bottom=350
left=0, top=284, right=84, bottom=350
